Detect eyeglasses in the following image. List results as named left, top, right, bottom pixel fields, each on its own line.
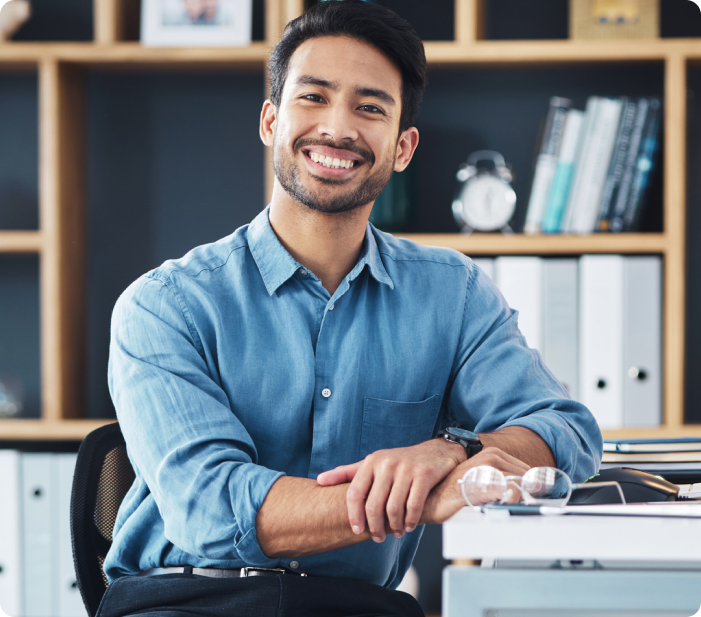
left=457, top=465, right=626, bottom=509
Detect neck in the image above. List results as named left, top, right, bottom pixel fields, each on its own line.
left=268, top=181, right=373, bottom=295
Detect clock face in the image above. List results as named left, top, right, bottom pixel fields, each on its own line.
left=456, top=175, right=516, bottom=231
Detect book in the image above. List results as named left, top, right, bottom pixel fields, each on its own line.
left=561, top=97, right=601, bottom=232
left=542, top=109, right=585, bottom=234
left=602, top=451, right=701, bottom=463
left=604, top=438, right=701, bottom=454
left=524, top=97, right=572, bottom=235
left=596, top=98, right=637, bottom=231
left=622, top=98, right=662, bottom=232
left=609, top=98, right=650, bottom=232
left=566, top=97, right=623, bottom=234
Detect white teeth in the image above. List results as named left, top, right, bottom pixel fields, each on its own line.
left=308, top=151, right=356, bottom=169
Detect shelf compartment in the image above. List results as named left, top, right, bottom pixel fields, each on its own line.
left=0, top=256, right=41, bottom=419
left=0, top=232, right=42, bottom=253
left=399, top=233, right=668, bottom=255
left=0, top=419, right=114, bottom=440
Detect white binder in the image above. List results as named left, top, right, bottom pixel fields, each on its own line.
left=623, top=256, right=662, bottom=426
left=494, top=257, right=543, bottom=352
left=579, top=255, right=625, bottom=429
left=21, top=453, right=55, bottom=617
left=0, top=450, right=22, bottom=617
left=542, top=259, right=579, bottom=400
left=56, top=454, right=85, bottom=617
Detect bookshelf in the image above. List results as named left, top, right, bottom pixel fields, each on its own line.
left=0, top=0, right=696, bottom=439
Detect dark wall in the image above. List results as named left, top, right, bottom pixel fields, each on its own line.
left=86, top=71, right=266, bottom=418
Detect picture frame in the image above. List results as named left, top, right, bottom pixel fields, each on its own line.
left=141, top=0, right=252, bottom=47
left=569, top=0, right=658, bottom=40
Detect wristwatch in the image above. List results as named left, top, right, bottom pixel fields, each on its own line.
left=438, top=427, right=484, bottom=459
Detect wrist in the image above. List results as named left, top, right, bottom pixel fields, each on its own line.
left=436, top=435, right=467, bottom=464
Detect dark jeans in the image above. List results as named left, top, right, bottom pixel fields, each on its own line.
left=97, top=573, right=425, bottom=617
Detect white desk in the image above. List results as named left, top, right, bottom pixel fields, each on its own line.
left=442, top=508, right=701, bottom=617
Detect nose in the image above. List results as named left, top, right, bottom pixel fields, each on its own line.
left=316, top=102, right=358, bottom=142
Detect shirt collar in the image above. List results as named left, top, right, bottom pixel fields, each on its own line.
left=247, top=208, right=394, bottom=295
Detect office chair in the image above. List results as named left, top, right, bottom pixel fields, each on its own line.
left=70, top=422, right=135, bottom=617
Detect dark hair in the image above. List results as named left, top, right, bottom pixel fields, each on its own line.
left=269, top=0, right=427, bottom=134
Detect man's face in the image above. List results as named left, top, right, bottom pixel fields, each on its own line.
left=270, top=36, right=406, bottom=215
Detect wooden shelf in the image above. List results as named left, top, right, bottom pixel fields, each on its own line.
left=0, top=419, right=115, bottom=440
left=0, top=42, right=270, bottom=68
left=399, top=233, right=668, bottom=255
left=1, top=38, right=700, bottom=69
left=0, top=231, right=42, bottom=253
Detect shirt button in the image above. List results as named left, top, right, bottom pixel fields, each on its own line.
left=322, top=388, right=331, bottom=398
left=328, top=304, right=335, bottom=311
left=289, top=561, right=299, bottom=569
left=298, top=268, right=307, bottom=276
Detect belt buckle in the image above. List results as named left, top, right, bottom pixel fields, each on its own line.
left=241, top=567, right=287, bottom=577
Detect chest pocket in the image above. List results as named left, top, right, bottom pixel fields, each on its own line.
left=359, top=394, right=441, bottom=459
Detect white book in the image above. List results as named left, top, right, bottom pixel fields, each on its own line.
left=623, top=257, right=662, bottom=426
left=0, top=451, right=22, bottom=617
left=56, top=454, right=85, bottom=617
left=494, top=257, right=543, bottom=352
left=21, top=453, right=55, bottom=617
left=579, top=255, right=624, bottom=429
left=568, top=98, right=623, bottom=234
left=542, top=259, right=579, bottom=399
left=563, top=97, right=601, bottom=233
left=470, top=258, right=494, bottom=282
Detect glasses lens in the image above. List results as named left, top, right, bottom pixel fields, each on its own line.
left=520, top=467, right=572, bottom=506
left=460, top=465, right=508, bottom=507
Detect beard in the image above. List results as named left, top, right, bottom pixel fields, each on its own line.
left=273, top=135, right=394, bottom=215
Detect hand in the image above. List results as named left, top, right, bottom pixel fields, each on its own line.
left=316, top=439, right=466, bottom=542
left=421, top=446, right=531, bottom=525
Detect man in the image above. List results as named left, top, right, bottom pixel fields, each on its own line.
left=101, top=2, right=602, bottom=616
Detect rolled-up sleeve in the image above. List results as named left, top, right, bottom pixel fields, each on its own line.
left=108, top=273, right=284, bottom=564
left=447, top=263, right=603, bottom=482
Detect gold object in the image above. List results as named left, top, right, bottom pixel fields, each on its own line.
left=570, top=0, right=658, bottom=39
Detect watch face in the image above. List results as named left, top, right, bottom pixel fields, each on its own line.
left=457, top=175, right=516, bottom=231
left=447, top=427, right=479, bottom=441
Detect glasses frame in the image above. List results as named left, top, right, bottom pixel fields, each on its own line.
left=457, top=465, right=626, bottom=510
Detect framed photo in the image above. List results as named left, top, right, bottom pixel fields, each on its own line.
left=141, top=0, right=252, bottom=47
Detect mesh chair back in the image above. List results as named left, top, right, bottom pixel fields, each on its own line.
left=70, top=423, right=135, bottom=617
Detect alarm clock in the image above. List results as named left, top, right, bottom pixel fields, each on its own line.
left=452, top=150, right=516, bottom=234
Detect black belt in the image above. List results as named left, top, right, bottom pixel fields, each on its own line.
left=138, top=566, right=307, bottom=578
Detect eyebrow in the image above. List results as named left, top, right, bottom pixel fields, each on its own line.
left=294, top=75, right=396, bottom=106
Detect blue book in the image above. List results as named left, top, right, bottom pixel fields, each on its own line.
left=604, top=438, right=701, bottom=454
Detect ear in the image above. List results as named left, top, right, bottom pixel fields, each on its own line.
left=393, top=127, right=419, bottom=172
left=260, top=99, right=277, bottom=147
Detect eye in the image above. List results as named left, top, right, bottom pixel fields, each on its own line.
left=301, top=93, right=324, bottom=103
left=358, top=104, right=384, bottom=115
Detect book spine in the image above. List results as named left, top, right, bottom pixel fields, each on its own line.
left=609, top=98, right=649, bottom=232
left=524, top=97, right=572, bottom=235
left=569, top=98, right=623, bottom=234
left=596, top=99, right=637, bottom=231
left=562, top=97, right=600, bottom=233
left=542, top=110, right=584, bottom=233
left=622, top=99, right=662, bottom=232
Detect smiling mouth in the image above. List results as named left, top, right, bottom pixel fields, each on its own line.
left=304, top=150, right=360, bottom=170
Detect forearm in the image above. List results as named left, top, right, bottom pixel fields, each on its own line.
left=479, top=426, right=555, bottom=468
left=256, top=476, right=379, bottom=558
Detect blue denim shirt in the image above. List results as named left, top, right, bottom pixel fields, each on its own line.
left=104, top=208, right=602, bottom=587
